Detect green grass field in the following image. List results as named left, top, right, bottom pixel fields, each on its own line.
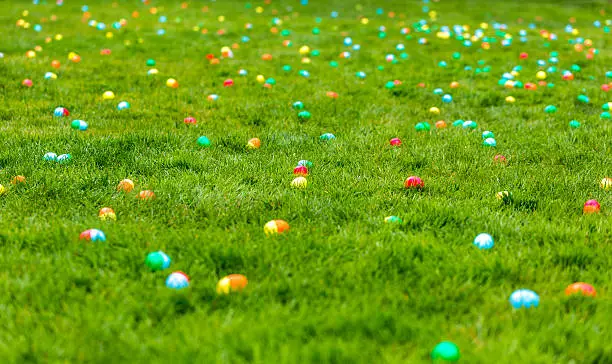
left=0, top=0, right=611, bottom=362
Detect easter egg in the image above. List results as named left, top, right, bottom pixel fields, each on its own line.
left=117, top=101, right=130, bottom=110
left=320, top=133, right=335, bottom=141
left=292, top=101, right=304, bottom=110
left=603, top=102, right=612, bottom=111
left=293, top=166, right=308, bottom=176
left=600, top=177, right=612, bottom=190
left=147, top=69, right=159, bottom=76
left=583, top=199, right=600, bottom=214
left=494, top=154, right=507, bottom=164
left=138, top=190, right=156, bottom=200
left=43, top=152, right=58, bottom=161
left=247, top=138, right=261, bottom=149
left=536, top=71, right=547, bottom=80
left=569, top=120, right=581, bottom=128
left=483, top=138, right=497, bottom=147
left=44, top=72, right=57, bottom=80
left=166, top=78, right=179, bottom=88
left=183, top=116, right=197, bottom=125
left=291, top=177, right=308, bottom=189
left=442, top=94, right=452, bottom=103
left=431, top=341, right=460, bottom=362
left=462, top=120, right=477, bottom=129
left=298, top=111, right=311, bottom=121
left=207, top=94, right=219, bottom=102
left=299, top=45, right=310, bottom=55
left=57, top=154, right=71, bottom=164
left=117, top=179, right=135, bottom=192
left=216, top=274, right=248, bottom=294
left=51, top=60, right=60, bottom=69
left=435, top=120, right=447, bottom=129
left=404, top=176, right=424, bottom=189
left=429, top=107, right=440, bottom=114
left=496, top=191, right=513, bottom=203
left=11, top=175, right=26, bottom=185
left=197, top=136, right=211, bottom=147
left=577, top=94, right=589, bottom=103
left=565, top=282, right=596, bottom=297
left=102, top=91, right=115, bottom=100
left=602, top=112, right=611, bottom=119
left=390, top=138, right=401, bottom=146
left=166, top=271, right=189, bottom=289
left=0, top=185, right=6, bottom=195
left=264, top=220, right=290, bottom=236
left=145, top=251, right=171, bottom=271
left=146, top=59, right=156, bottom=66
left=415, top=122, right=431, bottom=132
left=482, top=131, right=495, bottom=139
left=509, top=289, right=540, bottom=309
left=98, top=207, right=116, bottom=221
left=298, top=160, right=313, bottom=168
left=223, top=79, right=234, bottom=87
left=54, top=107, right=70, bottom=117
left=384, top=216, right=403, bottom=224
left=22, top=79, right=33, bottom=87
left=544, top=105, right=557, bottom=113
left=473, top=233, right=494, bottom=250
left=71, top=120, right=88, bottom=131
left=79, top=229, right=106, bottom=242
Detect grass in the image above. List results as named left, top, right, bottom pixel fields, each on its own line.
left=0, top=0, right=611, bottom=362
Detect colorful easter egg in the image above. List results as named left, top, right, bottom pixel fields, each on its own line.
left=390, top=138, right=402, bottom=146
left=291, top=177, right=308, bottom=189
left=264, top=220, right=290, bottom=236
left=79, top=229, right=106, bottom=242
left=384, top=216, right=403, bottom=224
left=102, top=91, right=115, bottom=100
left=71, top=120, right=88, bottom=131
left=293, top=166, right=308, bottom=176
left=431, top=341, right=460, bottom=362
left=565, top=282, right=596, bottom=297
left=43, top=152, right=58, bottom=161
left=57, top=154, right=72, bottom=164
left=138, top=190, right=156, bottom=200
left=404, top=176, right=424, bottom=189
left=473, top=233, right=494, bottom=250
left=583, top=199, right=600, bottom=214
left=166, top=271, right=189, bottom=289
left=509, top=289, right=540, bottom=309
left=145, top=251, right=171, bottom=271
left=98, top=207, right=116, bottom=221
left=54, top=107, right=70, bottom=117
left=216, top=274, right=248, bottom=294
left=117, top=179, right=135, bottom=192
left=247, top=138, right=261, bottom=149
left=197, top=136, right=211, bottom=147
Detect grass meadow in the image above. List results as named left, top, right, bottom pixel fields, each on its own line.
left=0, top=0, right=610, bottom=362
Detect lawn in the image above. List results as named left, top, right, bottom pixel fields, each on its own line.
left=0, top=0, right=611, bottom=362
